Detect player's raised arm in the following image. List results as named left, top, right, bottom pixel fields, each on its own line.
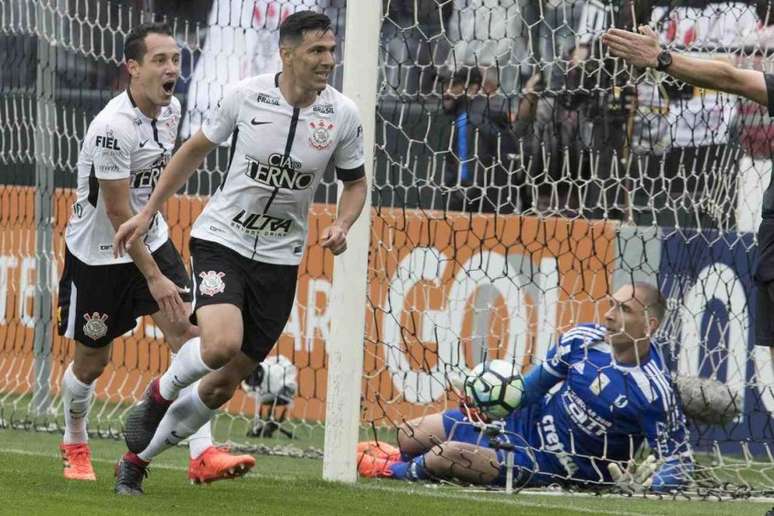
left=113, top=130, right=216, bottom=256
left=602, top=26, right=769, bottom=108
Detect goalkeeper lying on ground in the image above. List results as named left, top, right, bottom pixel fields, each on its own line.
left=358, top=283, right=694, bottom=492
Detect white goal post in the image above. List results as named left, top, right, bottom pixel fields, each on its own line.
left=322, top=0, right=381, bottom=484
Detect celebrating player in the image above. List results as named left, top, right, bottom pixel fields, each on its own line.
left=57, top=22, right=254, bottom=484
left=358, top=283, right=694, bottom=492
left=111, top=11, right=368, bottom=495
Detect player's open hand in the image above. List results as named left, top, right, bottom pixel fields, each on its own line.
left=608, top=455, right=661, bottom=494
left=148, top=273, right=187, bottom=322
left=320, top=223, right=348, bottom=255
left=602, top=25, right=661, bottom=69
left=113, top=211, right=153, bottom=258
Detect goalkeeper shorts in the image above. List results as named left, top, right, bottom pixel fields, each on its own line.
left=441, top=408, right=535, bottom=487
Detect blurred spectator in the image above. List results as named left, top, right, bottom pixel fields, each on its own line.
left=440, top=66, right=540, bottom=213
left=381, top=0, right=454, bottom=96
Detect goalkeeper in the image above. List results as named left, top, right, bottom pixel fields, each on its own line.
left=357, top=283, right=694, bottom=492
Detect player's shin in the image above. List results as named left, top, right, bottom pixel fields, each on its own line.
left=137, top=380, right=216, bottom=462
left=158, top=337, right=215, bottom=401
left=62, top=362, right=95, bottom=444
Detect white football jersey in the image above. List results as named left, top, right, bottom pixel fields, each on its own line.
left=65, top=91, right=179, bottom=265
left=192, top=73, right=364, bottom=265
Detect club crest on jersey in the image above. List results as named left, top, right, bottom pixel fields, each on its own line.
left=83, top=312, right=109, bottom=340
left=589, top=372, right=610, bottom=396
left=199, top=271, right=226, bottom=297
left=165, top=112, right=179, bottom=129
left=309, top=120, right=334, bottom=150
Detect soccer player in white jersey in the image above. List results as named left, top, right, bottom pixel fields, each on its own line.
left=56, top=22, right=254, bottom=484
left=358, top=283, right=693, bottom=492
left=111, top=11, right=368, bottom=494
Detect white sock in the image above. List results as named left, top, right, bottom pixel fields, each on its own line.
left=179, top=380, right=214, bottom=459
left=138, top=380, right=216, bottom=462
left=187, top=420, right=214, bottom=459
left=158, top=337, right=214, bottom=401
left=61, top=363, right=95, bottom=444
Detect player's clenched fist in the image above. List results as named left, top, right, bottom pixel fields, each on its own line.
left=320, top=223, right=348, bottom=255
left=113, top=211, right=153, bottom=258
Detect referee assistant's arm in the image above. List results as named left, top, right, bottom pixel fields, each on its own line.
left=113, top=131, right=216, bottom=256
left=603, top=26, right=769, bottom=108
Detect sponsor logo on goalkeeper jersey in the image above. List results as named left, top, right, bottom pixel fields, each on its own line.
left=245, top=154, right=312, bottom=190
left=230, top=209, right=292, bottom=237
left=198, top=270, right=225, bottom=297
left=82, top=312, right=109, bottom=340
left=562, top=389, right=612, bottom=437
left=539, top=414, right=578, bottom=477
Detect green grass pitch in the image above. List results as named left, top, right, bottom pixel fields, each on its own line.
left=0, top=428, right=772, bottom=515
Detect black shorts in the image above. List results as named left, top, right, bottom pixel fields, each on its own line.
left=57, top=239, right=193, bottom=348
left=755, top=219, right=774, bottom=347
left=189, top=237, right=298, bottom=361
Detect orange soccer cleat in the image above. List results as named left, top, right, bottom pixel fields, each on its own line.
left=357, top=449, right=399, bottom=478
left=357, top=441, right=401, bottom=462
left=60, top=442, right=96, bottom=481
left=188, top=446, right=256, bottom=484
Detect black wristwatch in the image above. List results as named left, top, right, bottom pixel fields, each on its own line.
left=655, top=49, right=672, bottom=71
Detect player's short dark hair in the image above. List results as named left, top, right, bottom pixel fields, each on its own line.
left=124, top=22, right=174, bottom=63
left=450, top=67, right=483, bottom=89
left=279, top=10, right=332, bottom=46
left=633, top=282, right=667, bottom=323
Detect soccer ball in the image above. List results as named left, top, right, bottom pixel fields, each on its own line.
left=242, top=354, right=298, bottom=406
left=463, top=359, right=524, bottom=419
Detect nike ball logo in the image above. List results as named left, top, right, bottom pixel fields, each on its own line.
left=251, top=118, right=271, bottom=126
left=139, top=139, right=150, bottom=147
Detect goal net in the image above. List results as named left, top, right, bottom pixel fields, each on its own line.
left=1, top=0, right=774, bottom=497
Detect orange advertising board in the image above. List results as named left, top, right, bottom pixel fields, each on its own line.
left=0, top=187, right=617, bottom=422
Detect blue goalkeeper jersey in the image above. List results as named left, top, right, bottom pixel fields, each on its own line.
left=508, top=323, right=692, bottom=486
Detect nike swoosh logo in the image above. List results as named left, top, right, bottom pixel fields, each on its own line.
left=168, top=430, right=183, bottom=444
left=251, top=118, right=271, bottom=126
left=139, top=139, right=150, bottom=147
